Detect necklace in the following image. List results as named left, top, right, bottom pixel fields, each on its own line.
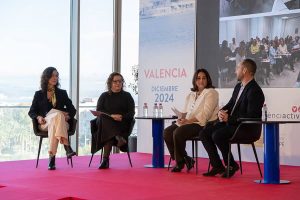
left=47, top=86, right=55, bottom=92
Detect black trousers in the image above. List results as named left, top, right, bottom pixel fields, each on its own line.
left=201, top=122, right=237, bottom=168
left=163, top=123, right=203, bottom=164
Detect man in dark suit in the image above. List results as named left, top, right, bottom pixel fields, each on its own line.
left=201, top=58, right=265, bottom=178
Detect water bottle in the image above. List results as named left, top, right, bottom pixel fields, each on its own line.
left=143, top=103, right=148, bottom=117
left=153, top=103, right=158, bottom=117
left=262, top=104, right=268, bottom=121
left=158, top=103, right=163, bottom=118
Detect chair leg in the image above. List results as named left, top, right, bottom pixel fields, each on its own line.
left=36, top=137, right=43, bottom=168
left=227, top=144, right=231, bottom=178
left=167, top=157, right=172, bottom=171
left=195, top=140, right=198, bottom=174
left=89, top=154, right=94, bottom=167
left=100, top=147, right=103, bottom=163
left=207, top=161, right=211, bottom=172
left=237, top=143, right=242, bottom=174
left=192, top=140, right=195, bottom=159
left=66, top=135, right=70, bottom=165
left=70, top=157, right=73, bottom=168
left=127, top=151, right=133, bottom=167
left=252, top=143, right=263, bottom=178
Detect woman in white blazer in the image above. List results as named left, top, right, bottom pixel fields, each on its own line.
left=163, top=69, right=219, bottom=172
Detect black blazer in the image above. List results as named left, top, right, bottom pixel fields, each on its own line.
left=28, top=88, right=76, bottom=125
left=222, top=79, right=265, bottom=125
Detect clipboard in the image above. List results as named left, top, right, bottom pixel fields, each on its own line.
left=90, top=110, right=111, bottom=117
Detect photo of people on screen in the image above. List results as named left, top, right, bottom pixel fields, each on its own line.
left=218, top=13, right=300, bottom=88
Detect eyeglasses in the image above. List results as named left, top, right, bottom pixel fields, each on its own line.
left=112, top=80, right=123, bottom=84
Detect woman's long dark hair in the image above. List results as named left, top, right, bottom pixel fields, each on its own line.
left=40, top=67, right=60, bottom=92
left=191, top=68, right=214, bottom=91
left=106, top=72, right=125, bottom=93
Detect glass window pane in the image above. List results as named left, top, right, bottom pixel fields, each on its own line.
left=0, top=0, right=70, bottom=161
left=121, top=0, right=139, bottom=137
left=79, top=0, right=114, bottom=155
left=121, top=0, right=139, bottom=104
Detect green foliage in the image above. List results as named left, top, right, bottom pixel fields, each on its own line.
left=0, top=108, right=39, bottom=160
left=0, top=107, right=136, bottom=161
left=0, top=108, right=96, bottom=161
left=128, top=65, right=139, bottom=95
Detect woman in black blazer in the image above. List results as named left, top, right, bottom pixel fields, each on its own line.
left=28, top=67, right=76, bottom=170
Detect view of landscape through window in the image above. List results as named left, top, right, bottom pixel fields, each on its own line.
left=0, top=0, right=139, bottom=161
left=0, top=0, right=70, bottom=161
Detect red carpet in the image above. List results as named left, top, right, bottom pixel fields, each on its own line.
left=0, top=153, right=299, bottom=200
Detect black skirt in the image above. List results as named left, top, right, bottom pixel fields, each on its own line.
left=90, top=115, right=130, bottom=154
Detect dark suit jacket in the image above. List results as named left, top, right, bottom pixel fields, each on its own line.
left=222, top=79, right=265, bottom=125
left=28, top=88, right=76, bottom=126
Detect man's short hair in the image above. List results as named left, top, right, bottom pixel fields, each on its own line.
left=242, top=58, right=257, bottom=75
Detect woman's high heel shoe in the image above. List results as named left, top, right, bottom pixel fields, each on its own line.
left=171, top=161, right=184, bottom=173
left=64, top=145, right=76, bottom=158
left=48, top=155, right=56, bottom=170
left=99, top=158, right=110, bottom=169
left=184, top=156, right=195, bottom=172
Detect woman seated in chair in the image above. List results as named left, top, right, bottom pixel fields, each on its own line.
left=28, top=67, right=76, bottom=170
left=92, top=72, right=135, bottom=169
left=163, top=69, right=219, bottom=172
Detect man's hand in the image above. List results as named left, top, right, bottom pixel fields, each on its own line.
left=218, top=110, right=228, bottom=122
left=37, top=116, right=46, bottom=125
left=111, top=114, right=123, bottom=121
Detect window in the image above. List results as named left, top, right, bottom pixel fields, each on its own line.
left=79, top=0, right=114, bottom=155
left=121, top=0, right=140, bottom=137
left=0, top=0, right=70, bottom=161
left=121, top=0, right=139, bottom=104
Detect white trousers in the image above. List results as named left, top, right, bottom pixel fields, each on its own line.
left=39, top=111, right=69, bottom=155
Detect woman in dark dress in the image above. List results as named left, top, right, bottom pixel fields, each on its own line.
left=93, top=72, right=135, bottom=169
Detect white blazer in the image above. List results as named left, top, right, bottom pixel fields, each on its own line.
left=181, top=88, right=219, bottom=127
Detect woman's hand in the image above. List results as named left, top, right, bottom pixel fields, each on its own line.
left=37, top=116, right=46, bottom=125
left=111, top=114, right=122, bottom=121
left=177, top=118, right=190, bottom=126
left=62, top=112, right=70, bottom=121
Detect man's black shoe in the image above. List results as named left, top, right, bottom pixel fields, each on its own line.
left=221, top=165, right=239, bottom=178
left=202, top=167, right=225, bottom=176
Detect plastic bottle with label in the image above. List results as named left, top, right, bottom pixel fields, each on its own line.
left=143, top=103, right=148, bottom=117
left=158, top=103, right=163, bottom=118
left=262, top=104, right=268, bottom=121
left=153, top=103, right=158, bottom=117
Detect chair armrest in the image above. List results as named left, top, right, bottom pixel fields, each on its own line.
left=32, top=119, right=39, bottom=134
left=230, top=120, right=262, bottom=142
left=90, top=118, right=98, bottom=135
left=128, top=119, right=136, bottom=135
left=68, top=118, right=77, bottom=135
